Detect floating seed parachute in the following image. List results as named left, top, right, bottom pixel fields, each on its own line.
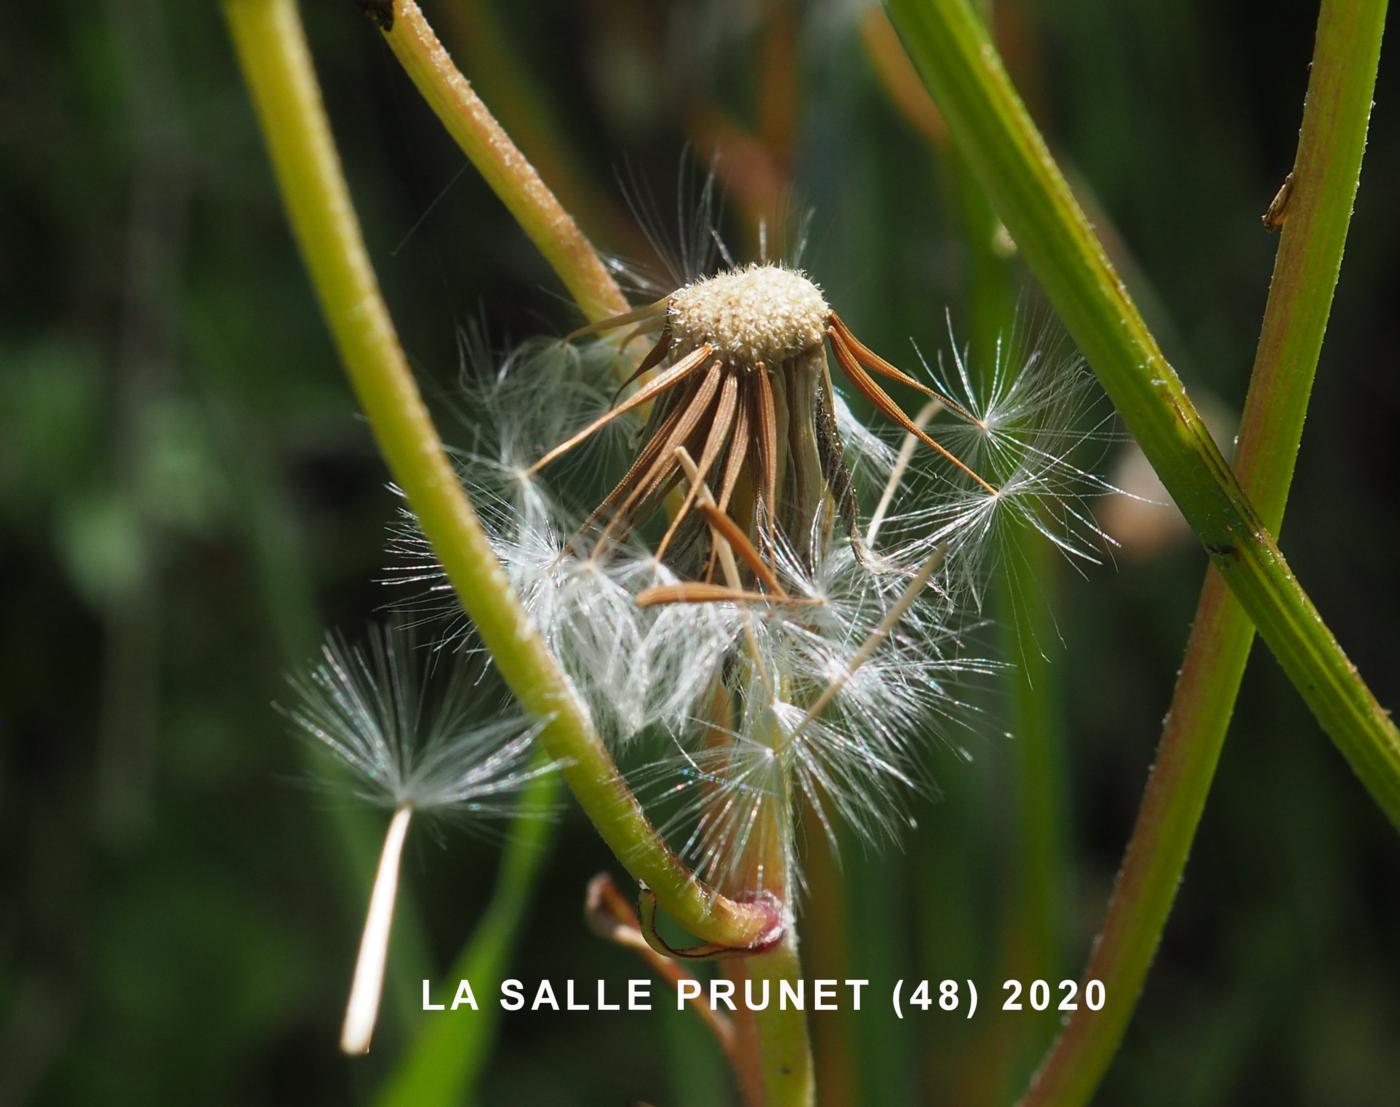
left=281, top=625, right=555, bottom=1054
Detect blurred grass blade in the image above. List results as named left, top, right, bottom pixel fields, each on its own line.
left=190, top=339, right=434, bottom=1028
left=948, top=146, right=1068, bottom=1077
left=1020, top=0, right=1390, bottom=1102
left=884, top=0, right=1400, bottom=825
left=375, top=770, right=559, bottom=1107
left=435, top=0, right=636, bottom=251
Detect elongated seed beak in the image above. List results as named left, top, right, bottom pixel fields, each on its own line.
left=340, top=804, right=413, bottom=1055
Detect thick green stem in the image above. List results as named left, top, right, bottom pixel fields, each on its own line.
left=742, top=793, right=812, bottom=1106
left=884, top=0, right=1400, bottom=825
left=747, top=934, right=816, bottom=1107
left=221, top=0, right=771, bottom=948
left=1019, top=1, right=1388, bottom=1103
left=736, top=682, right=814, bottom=1105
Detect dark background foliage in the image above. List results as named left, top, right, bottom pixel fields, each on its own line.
left=2, top=1, right=1397, bottom=1104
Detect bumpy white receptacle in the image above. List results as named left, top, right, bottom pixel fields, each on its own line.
left=667, top=264, right=829, bottom=365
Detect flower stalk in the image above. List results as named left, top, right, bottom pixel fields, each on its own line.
left=884, top=0, right=1400, bottom=826
left=747, top=935, right=816, bottom=1107
left=222, top=0, right=772, bottom=949
left=371, top=0, right=630, bottom=326
left=1021, top=0, right=1391, bottom=1102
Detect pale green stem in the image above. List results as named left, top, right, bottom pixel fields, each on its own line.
left=1021, top=0, right=1389, bottom=1102
left=747, top=934, right=816, bottom=1107
left=221, top=0, right=771, bottom=948
left=884, top=0, right=1400, bottom=826
left=745, top=669, right=814, bottom=1106
left=374, top=0, right=630, bottom=326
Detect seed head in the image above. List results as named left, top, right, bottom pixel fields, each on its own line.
left=387, top=248, right=1112, bottom=901
left=667, top=263, right=829, bottom=364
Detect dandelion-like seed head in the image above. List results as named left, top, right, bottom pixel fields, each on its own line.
left=387, top=227, right=1113, bottom=904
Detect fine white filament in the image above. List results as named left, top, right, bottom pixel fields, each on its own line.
left=340, top=804, right=413, bottom=1055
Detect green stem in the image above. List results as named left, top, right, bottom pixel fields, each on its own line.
left=747, top=934, right=816, bottom=1107
left=1019, top=1, right=1388, bottom=1103
left=884, top=0, right=1400, bottom=825
left=374, top=769, right=559, bottom=1107
left=375, top=0, right=630, bottom=326
left=221, top=0, right=771, bottom=949
left=434, top=0, right=636, bottom=252
left=734, top=682, right=813, bottom=1104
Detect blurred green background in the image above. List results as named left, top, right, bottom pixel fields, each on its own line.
left=3, top=1, right=1398, bottom=1104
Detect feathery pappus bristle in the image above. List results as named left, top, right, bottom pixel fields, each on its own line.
left=282, top=622, right=551, bottom=813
